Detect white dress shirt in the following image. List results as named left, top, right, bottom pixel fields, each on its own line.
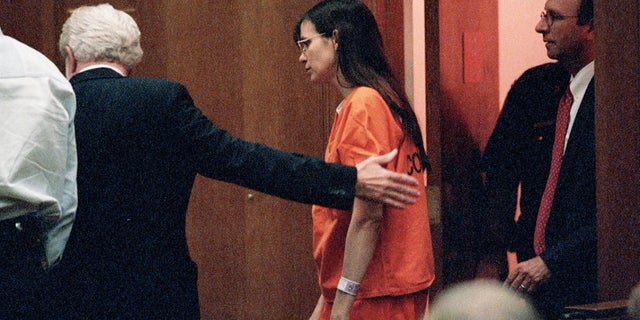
left=0, top=29, right=78, bottom=268
left=564, top=61, right=595, bottom=153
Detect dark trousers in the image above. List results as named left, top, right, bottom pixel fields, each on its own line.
left=0, top=216, right=52, bottom=320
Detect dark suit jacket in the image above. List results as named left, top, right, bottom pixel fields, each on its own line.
left=481, top=63, right=597, bottom=319
left=56, top=68, right=357, bottom=319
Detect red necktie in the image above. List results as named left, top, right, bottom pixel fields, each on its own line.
left=533, top=86, right=573, bottom=255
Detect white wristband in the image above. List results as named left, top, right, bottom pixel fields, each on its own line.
left=337, top=276, right=361, bottom=296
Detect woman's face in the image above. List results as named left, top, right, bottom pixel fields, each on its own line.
left=297, top=20, right=338, bottom=84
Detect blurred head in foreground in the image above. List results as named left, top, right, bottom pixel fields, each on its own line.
left=629, top=282, right=640, bottom=320
left=429, top=280, right=541, bottom=320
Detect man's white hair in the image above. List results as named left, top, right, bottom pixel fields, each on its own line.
left=629, top=283, right=640, bottom=320
left=429, top=280, right=541, bottom=320
left=59, top=3, right=143, bottom=68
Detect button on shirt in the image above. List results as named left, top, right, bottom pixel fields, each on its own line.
left=0, top=29, right=78, bottom=268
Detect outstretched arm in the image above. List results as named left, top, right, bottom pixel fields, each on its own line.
left=355, top=149, right=420, bottom=209
left=169, top=88, right=421, bottom=210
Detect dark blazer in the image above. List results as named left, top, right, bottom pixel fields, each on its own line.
left=481, top=63, right=597, bottom=319
left=56, top=68, right=357, bottom=319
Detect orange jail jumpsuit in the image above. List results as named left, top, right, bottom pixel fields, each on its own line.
left=311, top=86, right=435, bottom=319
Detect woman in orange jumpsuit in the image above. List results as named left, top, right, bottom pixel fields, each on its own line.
left=293, top=1, right=435, bottom=319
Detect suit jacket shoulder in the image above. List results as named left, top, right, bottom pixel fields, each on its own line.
left=70, top=68, right=357, bottom=210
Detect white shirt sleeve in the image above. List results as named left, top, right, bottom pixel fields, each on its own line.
left=0, top=32, right=77, bottom=267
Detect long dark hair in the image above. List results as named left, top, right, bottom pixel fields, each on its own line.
left=294, top=0, right=430, bottom=171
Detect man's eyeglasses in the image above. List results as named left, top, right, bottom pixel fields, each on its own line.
left=296, top=33, right=325, bottom=53
left=540, top=11, right=579, bottom=27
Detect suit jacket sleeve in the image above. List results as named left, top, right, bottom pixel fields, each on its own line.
left=166, top=84, right=356, bottom=210
left=479, top=78, right=524, bottom=263
left=479, top=63, right=566, bottom=264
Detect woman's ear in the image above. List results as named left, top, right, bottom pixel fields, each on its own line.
left=332, top=29, right=339, bottom=50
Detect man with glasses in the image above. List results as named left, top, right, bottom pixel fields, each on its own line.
left=477, top=0, right=595, bottom=318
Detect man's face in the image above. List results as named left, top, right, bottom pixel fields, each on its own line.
left=535, top=0, right=591, bottom=64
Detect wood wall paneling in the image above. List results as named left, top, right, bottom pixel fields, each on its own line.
left=594, top=0, right=640, bottom=302
left=0, top=0, right=57, bottom=61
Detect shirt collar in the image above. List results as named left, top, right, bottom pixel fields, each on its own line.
left=78, top=64, right=126, bottom=76
left=569, top=60, right=595, bottom=94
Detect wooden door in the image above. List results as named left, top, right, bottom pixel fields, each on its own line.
left=184, top=2, right=406, bottom=318
left=172, top=2, right=405, bottom=318
left=158, top=2, right=333, bottom=318
left=177, top=2, right=406, bottom=318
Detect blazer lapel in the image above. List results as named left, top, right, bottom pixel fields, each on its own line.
left=556, top=79, right=596, bottom=188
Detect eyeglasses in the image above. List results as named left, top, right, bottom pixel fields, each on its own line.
left=296, top=33, right=325, bottom=53
left=540, top=11, right=579, bottom=27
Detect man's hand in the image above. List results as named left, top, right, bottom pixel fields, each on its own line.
left=505, top=256, right=551, bottom=294
left=355, top=149, right=420, bottom=208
